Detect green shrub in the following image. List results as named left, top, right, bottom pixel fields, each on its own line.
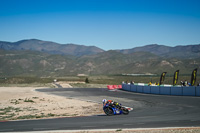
left=24, top=98, right=34, bottom=103
left=85, top=77, right=89, bottom=83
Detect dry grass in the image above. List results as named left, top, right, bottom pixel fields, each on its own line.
left=0, top=87, right=103, bottom=121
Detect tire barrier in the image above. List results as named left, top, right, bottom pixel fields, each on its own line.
left=107, top=85, right=122, bottom=90
left=118, top=85, right=122, bottom=89
left=122, top=84, right=200, bottom=97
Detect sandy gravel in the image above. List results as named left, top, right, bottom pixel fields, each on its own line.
left=0, top=87, right=103, bottom=120
left=25, top=127, right=200, bottom=133
left=74, top=128, right=200, bottom=133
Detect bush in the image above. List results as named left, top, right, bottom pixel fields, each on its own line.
left=85, top=77, right=89, bottom=83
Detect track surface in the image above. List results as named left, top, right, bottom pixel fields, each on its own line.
left=0, top=88, right=200, bottom=132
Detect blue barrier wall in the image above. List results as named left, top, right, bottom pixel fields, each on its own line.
left=160, top=86, right=171, bottom=95
left=122, top=84, right=200, bottom=97
left=123, top=84, right=130, bottom=91
left=137, top=86, right=143, bottom=93
left=171, top=87, right=182, bottom=96
left=122, top=84, right=126, bottom=91
left=196, top=87, right=200, bottom=96
left=126, top=84, right=131, bottom=91
left=151, top=86, right=160, bottom=94
left=183, top=87, right=196, bottom=96
left=131, top=84, right=137, bottom=92
left=143, top=86, right=151, bottom=94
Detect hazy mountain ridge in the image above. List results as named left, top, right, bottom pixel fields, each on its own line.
left=0, top=39, right=200, bottom=76
left=0, top=39, right=105, bottom=56
left=119, top=44, right=200, bottom=58
left=1, top=39, right=200, bottom=58
left=0, top=49, right=199, bottom=76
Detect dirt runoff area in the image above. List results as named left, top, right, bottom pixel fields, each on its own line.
left=68, top=127, right=200, bottom=133
left=0, top=87, right=103, bottom=121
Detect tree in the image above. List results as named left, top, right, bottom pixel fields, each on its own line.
left=85, top=77, right=89, bottom=83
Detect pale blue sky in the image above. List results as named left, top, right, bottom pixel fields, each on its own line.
left=0, top=0, right=200, bottom=50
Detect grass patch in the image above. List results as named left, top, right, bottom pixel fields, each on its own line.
left=15, top=108, right=22, bottom=112
left=116, top=129, right=122, bottom=132
left=24, top=98, right=34, bottom=103
left=17, top=115, right=37, bottom=120
left=10, top=99, right=20, bottom=105
left=72, top=114, right=78, bottom=116
left=23, top=107, right=38, bottom=111
left=70, top=83, right=107, bottom=88
left=47, top=113, right=55, bottom=117
left=0, top=107, right=21, bottom=113
left=0, top=106, right=14, bottom=112
left=0, top=83, right=54, bottom=87
left=16, top=113, right=56, bottom=120
left=0, top=107, right=22, bottom=120
left=1, top=113, right=16, bottom=120
left=40, top=98, right=45, bottom=101
left=0, top=112, right=6, bottom=115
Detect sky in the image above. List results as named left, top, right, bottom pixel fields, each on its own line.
left=0, top=0, right=200, bottom=50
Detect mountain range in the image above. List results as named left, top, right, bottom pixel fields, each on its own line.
left=0, top=39, right=200, bottom=77
left=119, top=44, right=200, bottom=59
left=0, top=39, right=104, bottom=56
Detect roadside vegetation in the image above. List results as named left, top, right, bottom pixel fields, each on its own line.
left=0, top=104, right=66, bottom=120
left=0, top=95, right=90, bottom=121
left=0, top=75, right=196, bottom=87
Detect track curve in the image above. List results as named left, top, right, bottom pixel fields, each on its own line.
left=0, top=88, right=200, bottom=132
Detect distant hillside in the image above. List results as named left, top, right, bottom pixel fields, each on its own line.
left=0, top=39, right=105, bottom=56
left=1, top=39, right=200, bottom=77
left=1, top=39, right=200, bottom=58
left=0, top=49, right=199, bottom=77
left=119, top=44, right=200, bottom=58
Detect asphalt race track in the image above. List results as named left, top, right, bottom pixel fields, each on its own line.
left=0, top=88, right=200, bottom=132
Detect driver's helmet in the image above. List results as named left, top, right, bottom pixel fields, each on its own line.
left=102, top=99, right=107, bottom=103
